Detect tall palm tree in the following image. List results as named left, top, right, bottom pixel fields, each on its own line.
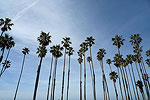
left=85, top=36, right=96, bottom=100
left=50, top=45, right=63, bottom=100
left=0, top=60, right=11, bottom=77
left=113, top=54, right=125, bottom=100
left=46, top=48, right=54, bottom=100
left=109, top=71, right=118, bottom=100
left=106, top=59, right=118, bottom=100
left=80, top=42, right=88, bottom=100
left=66, top=47, right=74, bottom=100
left=78, top=51, right=83, bottom=100
left=33, top=31, right=51, bottom=100
left=125, top=56, right=138, bottom=100
left=136, top=80, right=146, bottom=100
left=112, top=35, right=127, bottom=100
left=61, top=37, right=71, bottom=100
left=0, top=18, right=14, bottom=36
left=14, top=47, right=30, bottom=100
left=97, top=49, right=110, bottom=100
left=0, top=34, right=11, bottom=63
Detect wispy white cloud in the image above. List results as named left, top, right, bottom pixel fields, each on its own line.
left=12, top=0, right=39, bottom=22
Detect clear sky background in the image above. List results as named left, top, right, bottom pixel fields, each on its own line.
left=0, top=0, right=150, bottom=100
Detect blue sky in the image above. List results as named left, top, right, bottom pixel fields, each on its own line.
left=0, top=0, right=150, bottom=100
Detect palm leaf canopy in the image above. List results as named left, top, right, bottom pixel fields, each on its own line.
left=22, top=47, right=30, bottom=55
left=112, top=35, right=125, bottom=49
left=85, top=36, right=95, bottom=47
left=97, top=48, right=106, bottom=61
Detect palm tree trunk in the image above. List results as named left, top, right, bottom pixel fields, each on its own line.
left=130, top=64, right=140, bottom=100
left=124, top=67, right=133, bottom=100
left=84, top=54, right=86, bottom=100
left=127, top=65, right=137, bottom=100
left=46, top=55, right=53, bottom=100
left=1, top=31, right=4, bottom=36
left=61, top=49, right=66, bottom=100
left=14, top=54, right=26, bottom=100
left=117, top=67, right=124, bottom=100
left=121, top=67, right=131, bottom=100
left=89, top=47, right=96, bottom=100
left=88, top=61, right=95, bottom=100
left=33, top=57, right=43, bottom=100
left=113, top=81, right=118, bottom=100
left=119, top=67, right=128, bottom=100
left=66, top=56, right=71, bottom=100
left=0, top=48, right=5, bottom=63
left=52, top=58, right=58, bottom=100
left=80, top=63, right=82, bottom=100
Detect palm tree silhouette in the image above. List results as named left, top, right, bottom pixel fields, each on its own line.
left=106, top=59, right=118, bottom=100
left=50, top=45, right=63, bottom=100
left=85, top=36, right=96, bottom=100
left=33, top=31, right=51, bottom=100
left=78, top=51, right=83, bottom=100
left=61, top=37, right=71, bottom=100
left=66, top=46, right=74, bottom=100
left=0, top=60, right=11, bottom=77
left=14, top=47, right=30, bottom=100
left=136, top=80, right=146, bottom=100
left=97, top=48, right=110, bottom=100
left=80, top=42, right=88, bottom=100
left=0, top=18, right=14, bottom=36
left=109, top=71, right=118, bottom=100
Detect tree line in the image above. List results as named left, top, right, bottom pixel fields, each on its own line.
left=0, top=17, right=150, bottom=100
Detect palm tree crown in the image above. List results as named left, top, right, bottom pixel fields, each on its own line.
left=97, top=49, right=106, bottom=61
left=50, top=45, right=63, bottom=58
left=22, top=47, right=30, bottom=55
left=85, top=36, right=95, bottom=47
left=66, top=47, right=74, bottom=56
left=106, top=59, right=112, bottom=65
left=113, top=54, right=123, bottom=67
left=112, top=35, right=125, bottom=49
left=146, top=50, right=150, bottom=57
left=109, top=71, right=118, bottom=83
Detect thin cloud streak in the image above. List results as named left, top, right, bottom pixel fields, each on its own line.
left=12, top=0, right=39, bottom=22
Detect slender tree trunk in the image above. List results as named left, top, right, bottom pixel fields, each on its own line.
left=1, top=31, right=4, bottom=36
left=88, top=61, right=95, bottom=100
left=0, top=48, right=5, bottom=63
left=127, top=65, right=137, bottom=100
left=113, top=81, right=118, bottom=100
left=124, top=67, right=133, bottom=100
left=61, top=49, right=66, bottom=100
left=33, top=57, right=43, bottom=100
left=119, top=67, right=128, bottom=100
left=84, top=54, right=86, bottom=100
left=0, top=66, right=6, bottom=77
left=46, top=55, right=53, bottom=100
left=14, top=54, right=26, bottom=100
left=130, top=64, right=140, bottom=100
left=89, top=47, right=96, bottom=100
left=121, top=67, right=131, bottom=100
left=117, top=67, right=124, bottom=100
left=52, top=58, right=58, bottom=100
left=66, top=56, right=71, bottom=100
left=80, top=63, right=82, bottom=100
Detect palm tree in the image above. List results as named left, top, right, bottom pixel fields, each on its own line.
left=0, top=60, right=11, bottom=77
left=0, top=18, right=14, bottom=36
left=136, top=80, right=146, bottom=100
left=146, top=50, right=150, bottom=57
left=97, top=49, right=110, bottom=100
left=85, top=36, right=96, bottom=100
left=61, top=37, right=71, bottom=100
left=50, top=45, right=63, bottom=100
left=33, top=31, right=51, bottom=100
left=14, top=47, right=30, bottom=100
left=80, top=42, right=88, bottom=100
left=78, top=51, right=83, bottom=100
left=46, top=48, right=54, bottom=100
left=106, top=59, right=118, bottom=100
left=112, top=35, right=127, bottom=100
left=66, top=47, right=74, bottom=100
left=145, top=59, right=150, bottom=67
left=125, top=56, right=138, bottom=100
left=109, top=71, right=118, bottom=100
left=0, top=34, right=11, bottom=63
left=113, top=54, right=125, bottom=100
